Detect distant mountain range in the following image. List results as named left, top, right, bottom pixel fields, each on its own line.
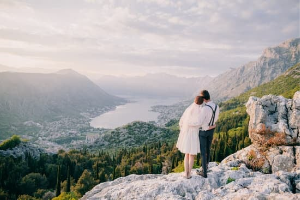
left=96, top=73, right=213, bottom=98
left=0, top=64, right=56, bottom=74
left=0, top=69, right=125, bottom=127
left=96, top=38, right=299, bottom=100
left=220, top=62, right=300, bottom=111
left=206, top=38, right=300, bottom=102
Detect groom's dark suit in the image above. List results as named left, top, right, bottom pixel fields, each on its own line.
left=199, top=101, right=219, bottom=177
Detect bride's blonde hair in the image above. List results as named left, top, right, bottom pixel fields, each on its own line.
left=194, top=96, right=204, bottom=105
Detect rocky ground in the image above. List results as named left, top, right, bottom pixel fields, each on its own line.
left=81, top=162, right=300, bottom=200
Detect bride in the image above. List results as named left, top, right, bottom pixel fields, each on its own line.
left=176, top=96, right=215, bottom=179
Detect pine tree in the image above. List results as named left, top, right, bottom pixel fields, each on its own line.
left=149, top=164, right=153, bottom=174
left=125, top=166, right=129, bottom=176
left=171, top=157, right=175, bottom=169
left=74, top=170, right=96, bottom=197
left=113, top=166, right=116, bottom=180
left=96, top=162, right=99, bottom=180
left=56, top=165, right=61, bottom=197
left=66, top=166, right=71, bottom=193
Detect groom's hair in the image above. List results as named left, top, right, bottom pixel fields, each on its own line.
left=194, top=96, right=204, bottom=105
left=200, top=90, right=210, bottom=100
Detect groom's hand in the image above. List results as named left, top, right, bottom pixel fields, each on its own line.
left=208, top=125, right=216, bottom=130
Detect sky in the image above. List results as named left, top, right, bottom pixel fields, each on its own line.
left=0, top=0, right=299, bottom=78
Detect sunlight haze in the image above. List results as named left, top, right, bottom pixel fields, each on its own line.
left=0, top=0, right=298, bottom=77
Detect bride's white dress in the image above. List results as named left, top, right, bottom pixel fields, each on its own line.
left=176, top=102, right=207, bottom=155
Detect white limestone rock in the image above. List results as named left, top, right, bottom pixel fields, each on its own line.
left=81, top=162, right=300, bottom=200
left=222, top=145, right=299, bottom=173
left=272, top=147, right=295, bottom=173
left=246, top=91, right=300, bottom=145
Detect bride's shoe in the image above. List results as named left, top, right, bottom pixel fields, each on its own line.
left=183, top=175, right=191, bottom=179
left=187, top=171, right=192, bottom=179
left=182, top=172, right=191, bottom=179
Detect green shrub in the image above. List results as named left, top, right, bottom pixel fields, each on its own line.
left=52, top=192, right=78, bottom=200
left=0, top=135, right=21, bottom=150
left=17, top=194, right=38, bottom=200
left=172, top=161, right=184, bottom=173
left=226, top=177, right=235, bottom=184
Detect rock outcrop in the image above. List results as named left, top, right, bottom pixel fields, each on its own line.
left=223, top=92, right=300, bottom=174
left=246, top=91, right=300, bottom=145
left=82, top=162, right=300, bottom=200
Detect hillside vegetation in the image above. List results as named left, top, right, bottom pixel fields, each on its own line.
left=219, top=63, right=300, bottom=111
left=211, top=63, right=300, bottom=161
left=90, top=121, right=178, bottom=152
left=0, top=137, right=183, bottom=200
left=0, top=135, right=21, bottom=150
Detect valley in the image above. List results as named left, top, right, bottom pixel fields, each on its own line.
left=0, top=38, right=299, bottom=200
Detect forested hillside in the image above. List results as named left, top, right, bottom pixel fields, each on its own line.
left=0, top=63, right=299, bottom=200
left=0, top=136, right=183, bottom=200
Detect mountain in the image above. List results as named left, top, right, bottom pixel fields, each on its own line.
left=0, top=64, right=55, bottom=73
left=0, top=69, right=125, bottom=127
left=96, top=73, right=213, bottom=98
left=206, top=38, right=300, bottom=102
left=0, top=64, right=15, bottom=72
left=220, top=63, right=300, bottom=111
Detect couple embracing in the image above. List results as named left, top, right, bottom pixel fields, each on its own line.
left=176, top=90, right=219, bottom=179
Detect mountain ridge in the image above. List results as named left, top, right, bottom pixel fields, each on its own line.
left=206, top=38, right=300, bottom=102
left=96, top=73, right=213, bottom=98
left=0, top=70, right=125, bottom=128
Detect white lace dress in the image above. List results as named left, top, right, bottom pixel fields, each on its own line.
left=176, top=102, right=208, bottom=155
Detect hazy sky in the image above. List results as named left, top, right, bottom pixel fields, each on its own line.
left=0, top=0, right=299, bottom=77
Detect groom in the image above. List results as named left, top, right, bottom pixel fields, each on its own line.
left=197, top=90, right=219, bottom=178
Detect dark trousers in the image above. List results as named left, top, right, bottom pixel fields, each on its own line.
left=199, top=129, right=214, bottom=176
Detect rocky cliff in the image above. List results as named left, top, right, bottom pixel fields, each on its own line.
left=223, top=91, right=300, bottom=174
left=207, top=38, right=300, bottom=102
left=82, top=92, right=300, bottom=199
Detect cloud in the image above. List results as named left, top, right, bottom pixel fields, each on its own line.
left=0, top=0, right=298, bottom=77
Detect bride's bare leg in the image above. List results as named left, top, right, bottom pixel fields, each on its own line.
left=184, top=153, right=189, bottom=177
left=188, top=154, right=194, bottom=177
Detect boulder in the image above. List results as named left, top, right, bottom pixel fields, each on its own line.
left=246, top=91, right=300, bottom=146
left=222, top=145, right=299, bottom=173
